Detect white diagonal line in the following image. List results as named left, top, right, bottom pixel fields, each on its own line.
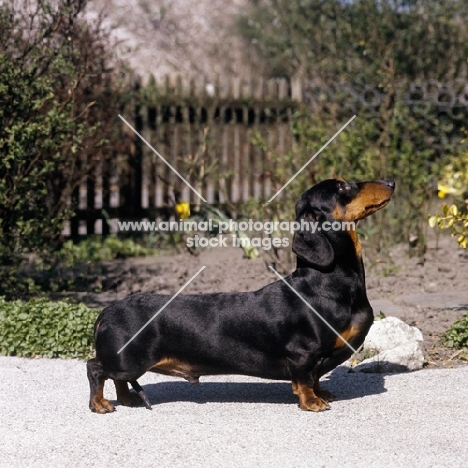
left=269, top=266, right=357, bottom=353
left=267, top=115, right=356, bottom=203
left=118, top=114, right=207, bottom=202
left=117, top=266, right=206, bottom=354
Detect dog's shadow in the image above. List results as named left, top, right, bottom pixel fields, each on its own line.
left=115, top=366, right=388, bottom=408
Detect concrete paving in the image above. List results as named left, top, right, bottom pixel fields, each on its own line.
left=1, top=356, right=467, bottom=468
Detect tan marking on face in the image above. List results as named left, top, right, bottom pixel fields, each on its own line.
left=342, top=182, right=393, bottom=222
left=332, top=205, right=345, bottom=220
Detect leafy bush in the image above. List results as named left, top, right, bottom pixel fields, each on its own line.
left=0, top=297, right=99, bottom=359
left=429, top=149, right=468, bottom=248
left=0, top=0, right=129, bottom=279
left=237, top=0, right=468, bottom=82
left=57, top=235, right=158, bottom=265
left=247, top=104, right=444, bottom=256
left=429, top=204, right=468, bottom=249
left=444, top=313, right=468, bottom=351
left=237, top=0, right=467, bottom=257
left=0, top=47, right=78, bottom=264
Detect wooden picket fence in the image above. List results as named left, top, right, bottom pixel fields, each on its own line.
left=67, top=75, right=468, bottom=237
left=67, top=75, right=303, bottom=237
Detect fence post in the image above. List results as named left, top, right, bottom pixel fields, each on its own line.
left=86, top=155, right=95, bottom=235
left=119, top=73, right=143, bottom=220
left=101, top=148, right=111, bottom=236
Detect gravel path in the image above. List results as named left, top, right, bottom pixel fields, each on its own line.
left=1, top=357, right=467, bottom=467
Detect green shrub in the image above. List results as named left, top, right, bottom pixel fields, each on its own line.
left=0, top=0, right=128, bottom=291
left=429, top=204, right=468, bottom=249
left=444, top=313, right=468, bottom=351
left=248, top=104, right=444, bottom=256
left=0, top=297, right=99, bottom=359
left=429, top=149, right=468, bottom=249
left=57, top=235, right=158, bottom=266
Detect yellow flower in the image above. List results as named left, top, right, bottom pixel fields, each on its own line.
left=437, top=184, right=458, bottom=199
left=175, top=202, right=191, bottom=220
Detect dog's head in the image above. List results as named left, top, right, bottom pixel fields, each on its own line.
left=292, top=179, right=395, bottom=269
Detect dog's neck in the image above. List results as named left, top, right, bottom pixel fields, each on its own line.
left=296, top=229, right=364, bottom=275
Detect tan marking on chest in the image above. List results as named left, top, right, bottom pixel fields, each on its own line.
left=331, top=206, right=361, bottom=256
left=334, top=325, right=360, bottom=349
left=348, top=229, right=362, bottom=257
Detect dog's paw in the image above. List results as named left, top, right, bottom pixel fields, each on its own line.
left=315, top=388, right=335, bottom=403
left=299, top=396, right=330, bottom=412
left=90, top=398, right=116, bottom=414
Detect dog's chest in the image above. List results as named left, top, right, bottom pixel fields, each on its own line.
left=334, top=303, right=373, bottom=350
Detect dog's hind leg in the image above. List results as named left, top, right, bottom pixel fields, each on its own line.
left=114, top=380, right=151, bottom=410
left=87, top=358, right=115, bottom=413
left=129, top=381, right=152, bottom=410
left=312, top=379, right=335, bottom=403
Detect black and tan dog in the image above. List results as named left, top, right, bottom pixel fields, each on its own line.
left=87, top=178, right=395, bottom=413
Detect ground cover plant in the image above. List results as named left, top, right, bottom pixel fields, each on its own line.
left=0, top=297, right=99, bottom=359
left=58, top=235, right=158, bottom=265
left=444, top=313, right=468, bottom=359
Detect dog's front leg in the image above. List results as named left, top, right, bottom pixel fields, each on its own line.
left=312, top=379, right=335, bottom=403
left=288, top=357, right=330, bottom=412
left=292, top=379, right=331, bottom=412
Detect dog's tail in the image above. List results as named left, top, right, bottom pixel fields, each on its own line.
left=93, top=311, right=105, bottom=340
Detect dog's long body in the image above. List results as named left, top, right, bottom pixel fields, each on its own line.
left=87, top=179, right=394, bottom=413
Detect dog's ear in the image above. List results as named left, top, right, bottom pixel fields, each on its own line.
left=292, top=208, right=335, bottom=270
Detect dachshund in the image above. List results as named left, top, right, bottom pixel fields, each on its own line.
left=87, top=178, right=395, bottom=413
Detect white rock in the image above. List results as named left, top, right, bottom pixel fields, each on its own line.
left=352, top=316, right=425, bottom=373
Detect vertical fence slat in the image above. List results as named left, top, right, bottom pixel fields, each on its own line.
left=219, top=106, right=229, bottom=204
left=141, top=117, right=151, bottom=210
left=232, top=110, right=241, bottom=203
left=101, top=149, right=111, bottom=236
left=241, top=104, right=250, bottom=202
left=86, top=154, right=95, bottom=235
left=181, top=102, right=191, bottom=204
left=155, top=103, right=164, bottom=207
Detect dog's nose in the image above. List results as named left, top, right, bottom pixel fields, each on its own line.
left=380, top=180, right=395, bottom=189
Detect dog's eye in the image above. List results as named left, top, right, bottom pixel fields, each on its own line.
left=338, top=182, right=351, bottom=192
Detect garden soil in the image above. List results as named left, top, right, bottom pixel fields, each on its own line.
left=62, top=233, right=468, bottom=368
